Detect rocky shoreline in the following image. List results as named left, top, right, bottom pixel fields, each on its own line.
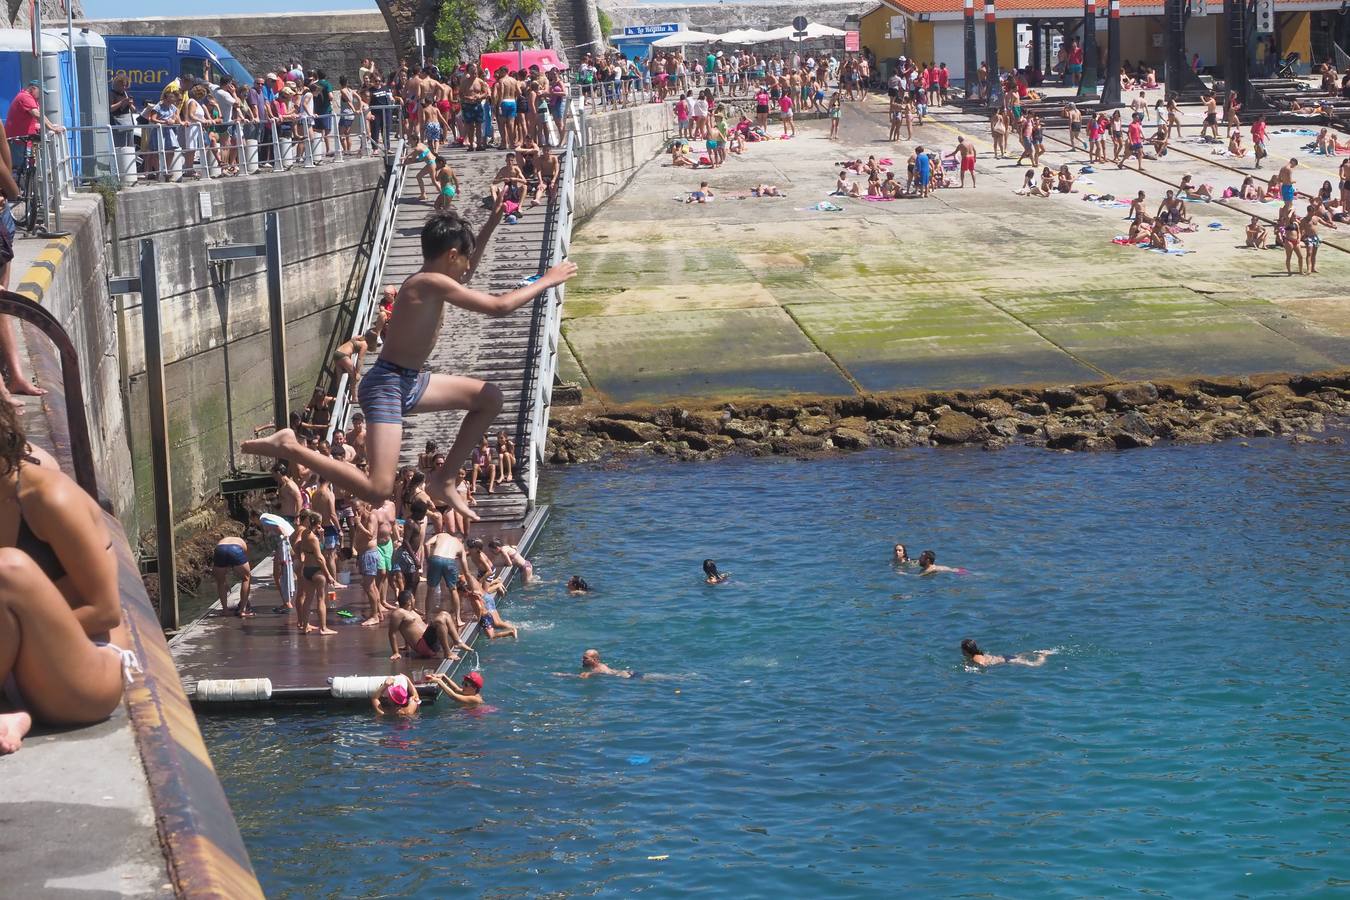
left=547, top=371, right=1350, bottom=464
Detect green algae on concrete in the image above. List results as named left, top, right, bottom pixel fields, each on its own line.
left=562, top=103, right=1350, bottom=405
left=563, top=306, right=854, bottom=403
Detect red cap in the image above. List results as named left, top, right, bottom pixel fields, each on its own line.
left=464, top=671, right=484, bottom=689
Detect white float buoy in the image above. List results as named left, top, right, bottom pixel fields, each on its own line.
left=194, top=678, right=273, bottom=702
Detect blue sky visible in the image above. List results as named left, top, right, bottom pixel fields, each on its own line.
left=83, top=0, right=378, bottom=17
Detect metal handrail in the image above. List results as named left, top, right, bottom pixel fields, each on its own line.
left=324, top=137, right=408, bottom=444
left=516, top=101, right=582, bottom=501
left=48, top=105, right=407, bottom=189
left=0, top=290, right=99, bottom=499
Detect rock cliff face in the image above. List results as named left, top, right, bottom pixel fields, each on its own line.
left=601, top=0, right=869, bottom=34
left=9, top=0, right=83, bottom=27
left=377, top=0, right=602, bottom=67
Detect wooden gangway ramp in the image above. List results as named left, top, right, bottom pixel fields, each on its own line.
left=171, top=136, right=573, bottom=706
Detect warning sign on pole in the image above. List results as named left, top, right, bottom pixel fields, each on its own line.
left=844, top=31, right=860, bottom=52
left=504, top=16, right=534, bottom=43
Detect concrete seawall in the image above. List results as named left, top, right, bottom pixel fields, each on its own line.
left=109, top=160, right=386, bottom=527
left=18, top=200, right=138, bottom=528
left=575, top=103, right=675, bottom=221
left=81, top=12, right=398, bottom=85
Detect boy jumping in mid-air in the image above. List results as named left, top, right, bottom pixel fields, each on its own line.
left=241, top=210, right=577, bottom=520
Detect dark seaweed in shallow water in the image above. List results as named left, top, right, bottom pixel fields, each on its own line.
left=548, top=371, right=1350, bottom=464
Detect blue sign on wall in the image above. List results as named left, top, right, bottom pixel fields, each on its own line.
left=623, top=23, right=681, bottom=36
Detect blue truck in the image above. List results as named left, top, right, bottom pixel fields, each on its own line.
left=104, top=35, right=252, bottom=104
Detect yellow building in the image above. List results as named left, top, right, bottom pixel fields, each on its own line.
left=859, top=0, right=1328, bottom=80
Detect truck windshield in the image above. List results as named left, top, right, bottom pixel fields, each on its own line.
left=180, top=54, right=252, bottom=87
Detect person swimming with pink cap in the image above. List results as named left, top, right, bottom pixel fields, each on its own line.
left=372, top=674, right=420, bottom=716
left=427, top=670, right=485, bottom=706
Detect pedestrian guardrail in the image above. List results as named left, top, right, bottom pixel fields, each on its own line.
left=324, top=137, right=407, bottom=445
left=517, top=100, right=582, bottom=502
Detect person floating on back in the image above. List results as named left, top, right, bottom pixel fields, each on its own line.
left=241, top=210, right=577, bottom=521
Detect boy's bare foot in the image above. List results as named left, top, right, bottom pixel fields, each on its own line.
left=241, top=428, right=300, bottom=460
left=7, top=377, right=44, bottom=397
left=0, top=710, right=32, bottom=754
left=360, top=617, right=381, bottom=627
left=427, top=471, right=480, bottom=522
left=318, top=628, right=338, bottom=636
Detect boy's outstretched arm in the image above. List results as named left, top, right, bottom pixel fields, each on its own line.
left=442, top=260, right=578, bottom=317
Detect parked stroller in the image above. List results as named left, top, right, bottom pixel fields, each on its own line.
left=1276, top=52, right=1300, bottom=79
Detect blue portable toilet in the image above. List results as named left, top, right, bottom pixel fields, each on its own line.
left=71, top=29, right=111, bottom=183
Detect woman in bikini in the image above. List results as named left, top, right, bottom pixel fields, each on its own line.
left=295, top=511, right=337, bottom=635
left=471, top=436, right=497, bottom=494
left=401, top=141, right=437, bottom=201
left=990, top=109, right=1008, bottom=159
left=494, top=430, right=515, bottom=482
left=433, top=157, right=460, bottom=211
left=0, top=403, right=132, bottom=754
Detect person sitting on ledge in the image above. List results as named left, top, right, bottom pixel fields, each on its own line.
left=961, top=639, right=1055, bottom=668
left=388, top=590, right=471, bottom=660
left=0, top=402, right=137, bottom=755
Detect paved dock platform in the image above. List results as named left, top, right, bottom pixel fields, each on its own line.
left=170, top=516, right=537, bottom=704
left=562, top=94, right=1350, bottom=405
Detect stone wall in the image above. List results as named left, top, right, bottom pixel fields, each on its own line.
left=574, top=102, right=674, bottom=220
left=109, top=159, right=386, bottom=526
left=80, top=13, right=398, bottom=85
left=31, top=199, right=138, bottom=530
left=600, top=0, right=870, bottom=33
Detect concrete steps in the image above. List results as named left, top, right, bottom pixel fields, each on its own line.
left=364, top=142, right=565, bottom=501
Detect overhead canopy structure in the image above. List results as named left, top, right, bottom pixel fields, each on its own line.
left=716, top=28, right=772, bottom=44
left=651, top=29, right=720, bottom=47
left=802, top=23, right=847, bottom=38
left=754, top=23, right=847, bottom=42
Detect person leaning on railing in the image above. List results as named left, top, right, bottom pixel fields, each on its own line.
left=109, top=75, right=137, bottom=150
left=0, top=400, right=138, bottom=756
left=4, top=81, right=64, bottom=180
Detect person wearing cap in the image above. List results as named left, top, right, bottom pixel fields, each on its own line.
left=5, top=81, right=64, bottom=177
left=427, top=670, right=484, bottom=706
left=373, top=674, right=420, bottom=716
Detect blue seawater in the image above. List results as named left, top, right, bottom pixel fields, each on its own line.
left=201, top=441, right=1350, bottom=898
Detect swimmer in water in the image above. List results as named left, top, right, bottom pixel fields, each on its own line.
left=961, top=639, right=1055, bottom=667
left=426, top=670, right=484, bottom=706
left=567, top=575, right=590, bottom=594
left=917, top=550, right=960, bottom=575
left=893, top=543, right=915, bottom=566
left=372, top=674, right=420, bottom=716
left=579, top=649, right=638, bottom=678
left=703, top=559, right=729, bottom=584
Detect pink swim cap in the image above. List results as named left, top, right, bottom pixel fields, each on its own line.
left=387, top=683, right=409, bottom=706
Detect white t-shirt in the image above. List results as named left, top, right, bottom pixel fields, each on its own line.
left=259, top=512, right=295, bottom=537
left=693, top=98, right=708, bottom=117
left=213, top=87, right=237, bottom=123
